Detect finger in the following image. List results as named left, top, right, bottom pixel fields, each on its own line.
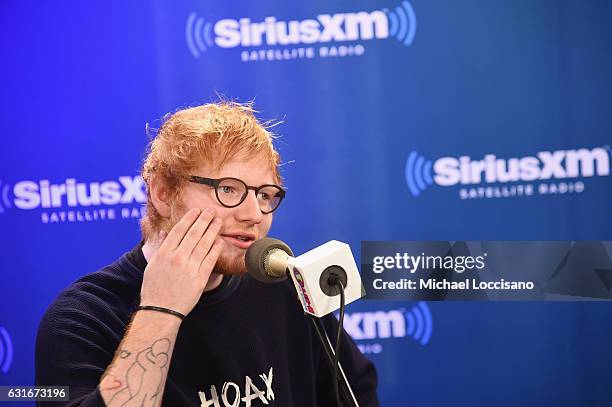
left=198, top=237, right=225, bottom=277
left=189, top=217, right=222, bottom=266
left=175, top=208, right=216, bottom=258
left=161, top=208, right=201, bottom=251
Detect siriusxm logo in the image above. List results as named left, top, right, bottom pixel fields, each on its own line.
left=0, top=176, right=146, bottom=223
left=0, top=180, right=11, bottom=214
left=186, top=1, right=416, bottom=58
left=405, top=147, right=611, bottom=197
left=343, top=302, right=432, bottom=347
left=1, top=176, right=146, bottom=210
left=0, top=326, right=13, bottom=374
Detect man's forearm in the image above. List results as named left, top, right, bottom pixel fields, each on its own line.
left=99, top=310, right=181, bottom=407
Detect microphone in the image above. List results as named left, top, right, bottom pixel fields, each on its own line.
left=247, top=238, right=363, bottom=406
left=245, top=237, right=364, bottom=317
left=245, top=238, right=295, bottom=283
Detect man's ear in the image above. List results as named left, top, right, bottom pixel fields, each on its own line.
left=149, top=177, right=171, bottom=218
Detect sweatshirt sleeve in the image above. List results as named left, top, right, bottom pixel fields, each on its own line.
left=317, top=314, right=380, bottom=407
left=35, top=286, right=126, bottom=407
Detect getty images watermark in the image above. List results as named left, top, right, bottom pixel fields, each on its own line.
left=361, top=241, right=612, bottom=301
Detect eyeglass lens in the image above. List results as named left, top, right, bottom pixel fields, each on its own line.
left=216, top=178, right=282, bottom=212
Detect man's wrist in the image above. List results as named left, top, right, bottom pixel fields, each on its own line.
left=137, top=305, right=186, bottom=321
left=132, top=306, right=184, bottom=329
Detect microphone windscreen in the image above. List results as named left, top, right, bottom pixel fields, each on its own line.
left=245, top=237, right=294, bottom=284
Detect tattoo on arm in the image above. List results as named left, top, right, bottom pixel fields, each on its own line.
left=105, top=338, right=172, bottom=407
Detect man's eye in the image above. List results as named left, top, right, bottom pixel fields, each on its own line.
left=258, top=192, right=270, bottom=201
left=220, top=186, right=236, bottom=194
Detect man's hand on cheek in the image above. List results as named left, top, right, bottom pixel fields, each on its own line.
left=140, top=207, right=225, bottom=316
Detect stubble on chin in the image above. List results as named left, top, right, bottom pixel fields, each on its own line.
left=213, top=249, right=247, bottom=275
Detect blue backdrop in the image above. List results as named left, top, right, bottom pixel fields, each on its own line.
left=1, top=1, right=611, bottom=405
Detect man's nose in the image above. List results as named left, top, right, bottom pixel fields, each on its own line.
left=236, top=190, right=263, bottom=223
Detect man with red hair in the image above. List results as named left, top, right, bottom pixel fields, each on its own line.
left=36, top=101, right=379, bottom=406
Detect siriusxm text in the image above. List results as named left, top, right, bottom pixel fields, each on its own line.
left=434, top=147, right=609, bottom=186
left=214, top=11, right=389, bottom=48
left=344, top=310, right=407, bottom=340
left=13, top=176, right=146, bottom=209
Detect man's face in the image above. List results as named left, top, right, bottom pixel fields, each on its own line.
left=169, top=154, right=276, bottom=275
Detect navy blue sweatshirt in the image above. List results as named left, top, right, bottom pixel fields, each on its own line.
left=35, top=242, right=379, bottom=406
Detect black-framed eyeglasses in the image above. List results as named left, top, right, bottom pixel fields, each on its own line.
left=187, top=175, right=286, bottom=214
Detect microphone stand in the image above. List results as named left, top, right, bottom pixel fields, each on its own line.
left=246, top=238, right=360, bottom=406
left=307, top=313, right=360, bottom=407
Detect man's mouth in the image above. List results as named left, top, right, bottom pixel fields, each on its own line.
left=220, top=233, right=256, bottom=249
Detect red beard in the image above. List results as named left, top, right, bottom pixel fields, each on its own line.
left=213, top=249, right=247, bottom=275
